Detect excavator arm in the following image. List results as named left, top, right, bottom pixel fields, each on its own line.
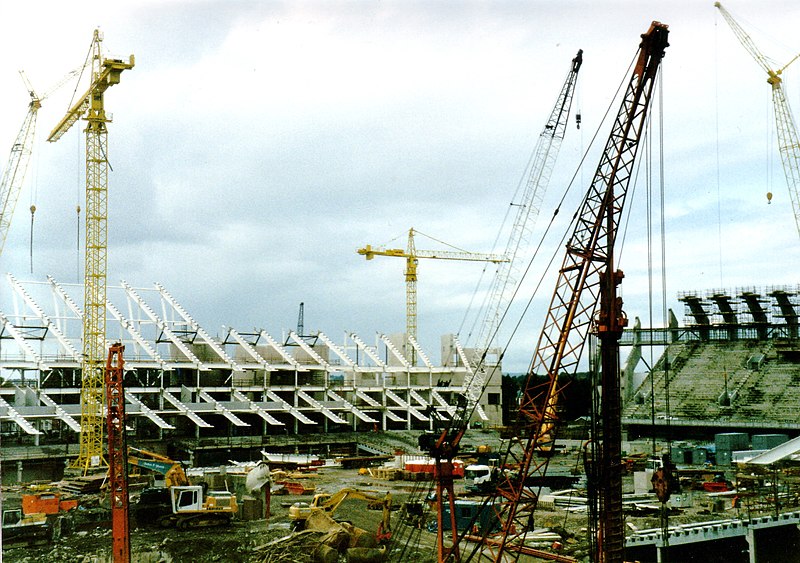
left=127, top=447, right=189, bottom=488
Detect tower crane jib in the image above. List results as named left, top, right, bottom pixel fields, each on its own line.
left=357, top=228, right=507, bottom=366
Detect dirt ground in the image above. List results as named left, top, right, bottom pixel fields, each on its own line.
left=1, top=464, right=441, bottom=563
left=1, top=431, right=749, bottom=562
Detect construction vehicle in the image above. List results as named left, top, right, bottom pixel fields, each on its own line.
left=1, top=508, right=52, bottom=546
left=1, top=492, right=78, bottom=547
left=127, top=445, right=191, bottom=525
left=156, top=486, right=237, bottom=529
left=464, top=464, right=498, bottom=495
left=127, top=446, right=190, bottom=488
left=288, top=488, right=392, bottom=541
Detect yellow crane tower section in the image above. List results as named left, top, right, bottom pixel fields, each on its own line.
left=357, top=228, right=507, bottom=365
left=715, top=2, right=800, bottom=236
left=47, top=30, right=134, bottom=474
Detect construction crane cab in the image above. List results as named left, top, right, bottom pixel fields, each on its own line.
left=289, top=488, right=392, bottom=541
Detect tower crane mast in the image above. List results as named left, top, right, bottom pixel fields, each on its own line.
left=357, top=228, right=507, bottom=365
left=444, top=22, right=668, bottom=563
left=715, top=2, right=800, bottom=236
left=48, top=30, right=134, bottom=474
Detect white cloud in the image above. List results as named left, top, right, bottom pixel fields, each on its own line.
left=2, top=1, right=800, bottom=372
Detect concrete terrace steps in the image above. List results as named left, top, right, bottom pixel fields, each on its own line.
left=623, top=339, right=800, bottom=427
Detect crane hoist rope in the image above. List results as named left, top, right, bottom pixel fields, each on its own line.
left=47, top=29, right=134, bottom=475
left=434, top=22, right=669, bottom=563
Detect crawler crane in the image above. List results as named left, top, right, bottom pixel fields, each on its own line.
left=422, top=22, right=669, bottom=563
left=492, top=22, right=667, bottom=563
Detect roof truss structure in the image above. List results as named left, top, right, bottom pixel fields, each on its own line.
left=0, top=277, right=495, bottom=435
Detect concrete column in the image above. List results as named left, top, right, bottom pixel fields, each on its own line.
left=17, top=460, right=23, bottom=483
left=746, top=527, right=757, bottom=563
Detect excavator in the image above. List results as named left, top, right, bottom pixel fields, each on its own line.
left=288, top=487, right=392, bottom=542
left=128, top=447, right=237, bottom=529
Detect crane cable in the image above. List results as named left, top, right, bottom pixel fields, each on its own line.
left=451, top=53, right=640, bottom=563
left=474, top=52, right=638, bottom=383
left=68, top=38, right=95, bottom=283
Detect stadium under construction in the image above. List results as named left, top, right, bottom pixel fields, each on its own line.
left=0, top=275, right=504, bottom=483
left=5, top=279, right=800, bottom=484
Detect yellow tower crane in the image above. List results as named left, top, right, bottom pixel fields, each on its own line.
left=47, top=30, right=134, bottom=474
left=715, top=2, right=800, bottom=236
left=357, top=228, right=507, bottom=365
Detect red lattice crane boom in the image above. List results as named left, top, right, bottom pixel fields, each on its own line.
left=105, top=342, right=130, bottom=562
left=464, top=22, right=669, bottom=563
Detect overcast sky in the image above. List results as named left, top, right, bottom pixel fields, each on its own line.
left=1, top=1, right=799, bottom=373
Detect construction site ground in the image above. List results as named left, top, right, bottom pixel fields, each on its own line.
left=1, top=431, right=755, bottom=562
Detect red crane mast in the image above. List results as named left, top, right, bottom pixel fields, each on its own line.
left=471, top=21, right=670, bottom=563
left=105, top=343, right=130, bottom=562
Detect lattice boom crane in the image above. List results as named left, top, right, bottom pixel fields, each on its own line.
left=48, top=30, right=134, bottom=474
left=462, top=21, right=669, bottom=563
left=715, top=2, right=800, bottom=236
left=0, top=67, right=84, bottom=258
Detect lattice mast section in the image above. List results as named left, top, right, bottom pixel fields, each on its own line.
left=479, top=22, right=669, bottom=563
left=105, top=343, right=130, bottom=562
left=0, top=91, right=37, bottom=256
left=48, top=30, right=134, bottom=473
